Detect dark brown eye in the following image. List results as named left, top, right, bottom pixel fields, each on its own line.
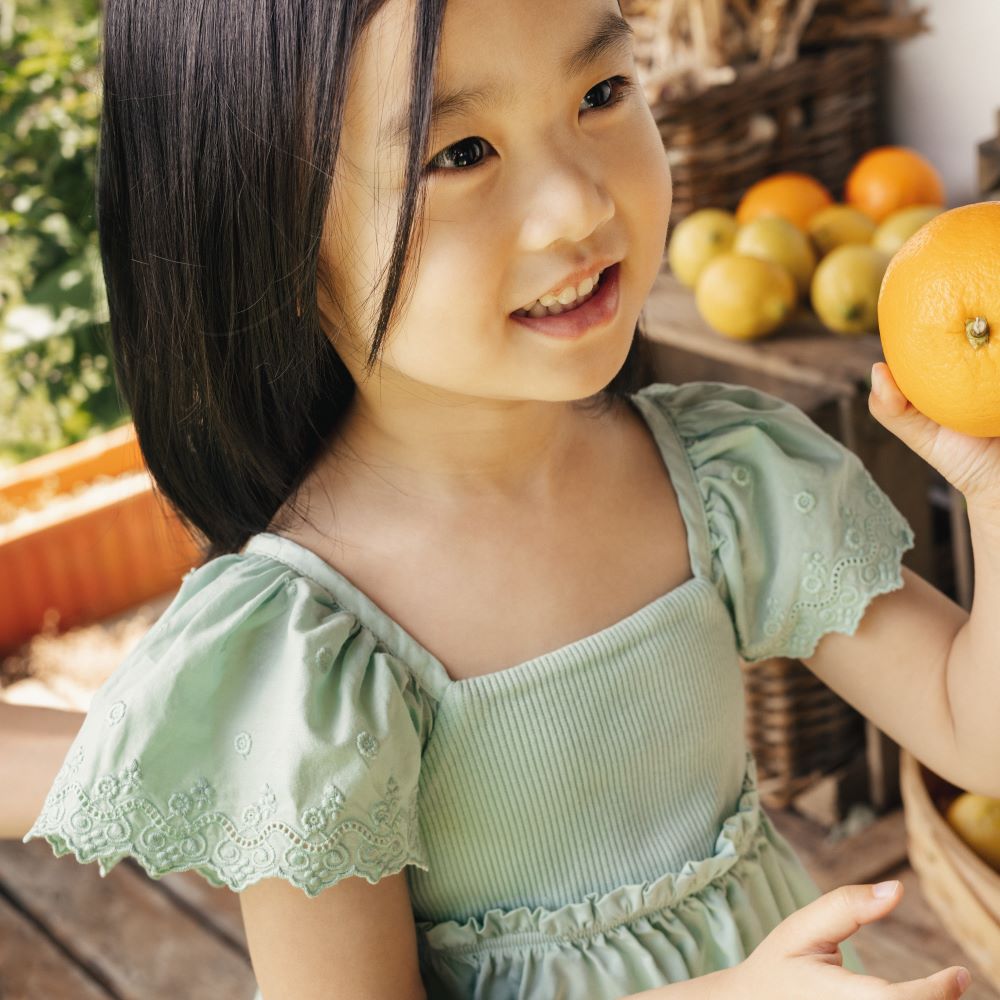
left=424, top=75, right=635, bottom=175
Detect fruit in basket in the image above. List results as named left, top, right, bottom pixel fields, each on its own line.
left=945, top=792, right=1000, bottom=872
left=807, top=204, right=877, bottom=258
left=735, top=172, right=834, bottom=232
left=871, top=204, right=943, bottom=257
left=733, top=216, right=817, bottom=298
left=694, top=252, right=797, bottom=340
left=876, top=201, right=1000, bottom=437
left=667, top=208, right=739, bottom=287
left=845, top=146, right=946, bottom=223
left=810, top=244, right=890, bottom=335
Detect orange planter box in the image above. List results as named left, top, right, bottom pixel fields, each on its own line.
left=0, top=424, right=203, bottom=654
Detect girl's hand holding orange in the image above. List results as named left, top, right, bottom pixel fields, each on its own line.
left=871, top=202, right=1000, bottom=514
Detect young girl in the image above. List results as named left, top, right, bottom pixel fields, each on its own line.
left=16, top=0, right=999, bottom=997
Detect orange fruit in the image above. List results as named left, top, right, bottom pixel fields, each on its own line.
left=846, top=146, right=946, bottom=223
left=735, top=172, right=834, bottom=232
left=877, top=201, right=1000, bottom=437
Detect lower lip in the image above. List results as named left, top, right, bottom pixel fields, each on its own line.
left=510, top=262, right=621, bottom=339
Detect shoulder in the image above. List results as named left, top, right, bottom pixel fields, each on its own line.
left=22, top=547, right=435, bottom=895
left=632, top=382, right=915, bottom=663
left=631, top=379, right=820, bottom=438
left=631, top=379, right=870, bottom=482
left=118, top=547, right=434, bottom=720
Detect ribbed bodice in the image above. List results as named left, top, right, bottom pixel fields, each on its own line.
left=408, top=575, right=747, bottom=923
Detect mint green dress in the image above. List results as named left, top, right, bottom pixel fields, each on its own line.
left=23, top=381, right=915, bottom=999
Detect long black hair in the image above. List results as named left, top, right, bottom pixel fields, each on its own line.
left=97, top=0, right=657, bottom=563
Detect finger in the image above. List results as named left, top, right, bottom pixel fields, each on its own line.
left=868, top=361, right=942, bottom=459
left=886, top=965, right=971, bottom=1000
left=767, top=882, right=904, bottom=956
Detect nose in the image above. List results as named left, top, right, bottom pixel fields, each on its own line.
left=516, top=143, right=615, bottom=252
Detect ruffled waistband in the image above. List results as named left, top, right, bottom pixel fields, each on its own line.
left=417, top=751, right=764, bottom=957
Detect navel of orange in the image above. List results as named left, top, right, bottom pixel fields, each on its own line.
left=876, top=201, right=1000, bottom=437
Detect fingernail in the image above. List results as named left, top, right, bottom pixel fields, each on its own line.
left=872, top=880, right=898, bottom=898
left=956, top=968, right=971, bottom=991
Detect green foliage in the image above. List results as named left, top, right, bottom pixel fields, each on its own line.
left=0, top=331, right=130, bottom=468
left=0, top=0, right=130, bottom=469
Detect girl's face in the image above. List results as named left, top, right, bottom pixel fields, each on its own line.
left=322, top=0, right=672, bottom=405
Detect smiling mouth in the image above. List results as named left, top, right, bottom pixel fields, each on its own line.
left=512, top=267, right=609, bottom=318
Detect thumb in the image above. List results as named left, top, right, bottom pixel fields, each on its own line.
left=767, top=881, right=904, bottom=957
left=889, top=964, right=971, bottom=999
left=868, top=361, right=942, bottom=460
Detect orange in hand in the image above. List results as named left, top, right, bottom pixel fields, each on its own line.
left=876, top=201, right=1000, bottom=437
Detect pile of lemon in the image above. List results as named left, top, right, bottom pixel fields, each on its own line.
left=667, top=146, right=946, bottom=340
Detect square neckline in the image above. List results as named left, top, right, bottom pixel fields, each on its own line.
left=242, top=384, right=717, bottom=700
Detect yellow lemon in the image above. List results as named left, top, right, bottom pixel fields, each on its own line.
left=695, top=252, right=797, bottom=340
left=807, top=204, right=877, bottom=257
left=871, top=204, right=944, bottom=257
left=732, top=216, right=816, bottom=298
left=810, top=244, right=890, bottom=335
left=667, top=208, right=740, bottom=287
left=946, top=792, right=1000, bottom=871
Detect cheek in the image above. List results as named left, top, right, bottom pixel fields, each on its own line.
left=621, top=118, right=673, bottom=244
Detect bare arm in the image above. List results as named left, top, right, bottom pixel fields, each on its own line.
left=0, top=701, right=85, bottom=840
left=240, top=870, right=427, bottom=1000
left=800, top=362, right=1000, bottom=799
left=942, top=501, right=1000, bottom=795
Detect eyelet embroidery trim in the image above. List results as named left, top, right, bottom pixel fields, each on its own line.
left=24, top=743, right=426, bottom=896
left=751, top=468, right=914, bottom=661
left=793, top=490, right=816, bottom=514
left=357, top=731, right=379, bottom=759
left=234, top=731, right=253, bottom=758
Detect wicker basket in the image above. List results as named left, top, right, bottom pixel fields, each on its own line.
left=900, top=749, right=1000, bottom=989
left=650, top=39, right=883, bottom=225
left=741, top=655, right=867, bottom=808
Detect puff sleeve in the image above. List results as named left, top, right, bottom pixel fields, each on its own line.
left=22, top=552, right=434, bottom=896
left=657, top=380, right=916, bottom=664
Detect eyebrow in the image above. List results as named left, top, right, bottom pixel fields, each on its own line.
left=383, top=10, right=635, bottom=150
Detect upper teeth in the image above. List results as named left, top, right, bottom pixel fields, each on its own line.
left=519, top=269, right=604, bottom=315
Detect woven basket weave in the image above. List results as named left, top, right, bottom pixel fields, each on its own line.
left=741, top=655, right=867, bottom=808
left=646, top=40, right=883, bottom=225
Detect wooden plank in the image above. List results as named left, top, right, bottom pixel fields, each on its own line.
left=156, top=869, right=248, bottom=950
left=0, top=841, right=256, bottom=999
left=0, top=892, right=110, bottom=1000
left=769, top=805, right=910, bottom=891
